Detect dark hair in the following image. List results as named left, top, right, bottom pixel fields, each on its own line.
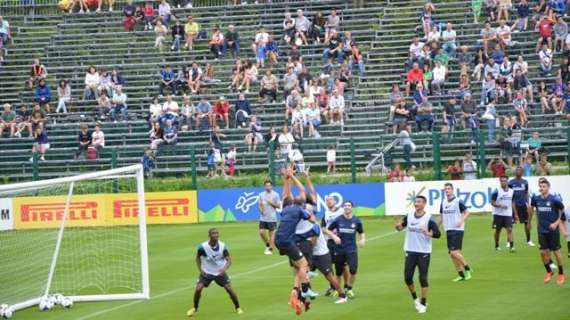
left=416, top=195, right=427, bottom=203
left=500, top=175, right=509, bottom=180
left=282, top=196, right=293, bottom=207
left=444, top=182, right=454, bottom=188
left=343, top=200, right=354, bottom=207
left=208, top=228, right=218, bottom=235
left=539, top=178, right=550, bottom=186
left=264, top=179, right=273, bottom=186
left=306, top=194, right=316, bottom=206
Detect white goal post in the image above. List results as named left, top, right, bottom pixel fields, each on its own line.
left=0, top=164, right=149, bottom=312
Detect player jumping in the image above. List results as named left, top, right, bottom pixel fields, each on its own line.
left=258, top=179, right=282, bottom=255
left=439, top=182, right=473, bottom=282
left=395, top=195, right=441, bottom=314
left=508, top=167, right=534, bottom=246
left=491, top=176, right=515, bottom=252
left=187, top=228, right=243, bottom=317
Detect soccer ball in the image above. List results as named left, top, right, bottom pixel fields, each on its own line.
left=1, top=305, right=14, bottom=319
left=51, top=294, right=64, bottom=305
left=38, top=296, right=54, bottom=311
left=60, top=297, right=73, bottom=309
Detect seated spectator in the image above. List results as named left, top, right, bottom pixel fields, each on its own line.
left=496, top=19, right=513, bottom=50
left=482, top=98, right=497, bottom=142
left=327, top=89, right=345, bottom=125
left=405, top=62, right=424, bottom=96
left=392, top=98, right=411, bottom=134
left=487, top=155, right=507, bottom=177
left=28, top=58, right=47, bottom=89
left=196, top=97, right=213, bottom=130
left=434, top=48, right=450, bottom=68
left=142, top=1, right=155, bottom=30
left=34, top=79, right=51, bottom=113
left=484, top=0, right=497, bottom=21
left=122, top=0, right=137, bottom=31
left=149, top=121, right=164, bottom=151
left=554, top=15, right=567, bottom=52
left=154, top=20, right=168, bottom=50
left=31, top=124, right=49, bottom=162
left=184, top=16, right=200, bottom=50
left=235, top=93, right=251, bottom=127
left=443, top=98, right=458, bottom=142
left=412, top=82, right=428, bottom=106
left=538, top=43, right=553, bottom=76
left=163, top=119, right=178, bottom=146
left=513, top=68, right=533, bottom=102
left=324, top=9, right=340, bottom=44
left=481, top=73, right=497, bottom=106
left=74, top=124, right=92, bottom=159
left=322, top=30, right=343, bottom=64
left=490, top=43, right=505, bottom=63
left=407, top=36, right=425, bottom=70
left=447, top=159, right=463, bottom=180
left=441, top=23, right=458, bottom=57
left=209, top=28, right=224, bottom=60
left=0, top=103, right=16, bottom=137
left=30, top=104, right=47, bottom=130
left=560, top=82, right=570, bottom=115
left=14, top=105, right=32, bottom=138
left=148, top=96, right=162, bottom=126
left=96, top=91, right=111, bottom=120
left=111, top=68, right=125, bottom=94
left=463, top=152, right=478, bottom=180
left=387, top=163, right=403, bottom=182
left=498, top=56, right=514, bottom=86
left=264, top=36, right=279, bottom=67
left=239, top=60, right=258, bottom=93
left=187, top=62, right=202, bottom=93
left=0, top=16, right=11, bottom=45
left=536, top=14, right=554, bottom=52
left=526, top=131, right=542, bottom=163
left=158, top=0, right=171, bottom=26
left=180, top=95, right=195, bottom=131
left=159, top=65, right=176, bottom=96
left=479, top=21, right=497, bottom=55
left=171, top=19, right=185, bottom=51
left=213, top=96, right=230, bottom=129
left=55, top=80, right=71, bottom=114
left=415, top=96, right=434, bottom=133
left=484, top=57, right=500, bottom=80
left=259, top=69, right=278, bottom=103
left=456, top=46, right=471, bottom=74
left=304, top=102, right=321, bottom=138
left=294, top=9, right=310, bottom=45
left=110, top=86, right=128, bottom=122
left=426, top=25, right=440, bottom=43
left=513, top=90, right=528, bottom=126
left=537, top=154, right=552, bottom=175
left=512, top=0, right=529, bottom=31
left=537, top=81, right=551, bottom=114
left=84, top=66, right=100, bottom=100
left=285, top=89, right=302, bottom=120
left=202, top=63, right=216, bottom=84
left=461, top=93, right=479, bottom=144
left=245, top=115, right=263, bottom=152
left=282, top=12, right=296, bottom=44
left=161, top=94, right=179, bottom=126
left=224, top=24, right=240, bottom=58
left=522, top=155, right=534, bottom=176
left=431, top=61, right=447, bottom=95
left=98, top=70, right=112, bottom=96
left=326, top=145, right=336, bottom=174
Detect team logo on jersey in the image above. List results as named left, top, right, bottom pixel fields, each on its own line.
left=351, top=223, right=355, bottom=228
left=546, top=202, right=551, bottom=206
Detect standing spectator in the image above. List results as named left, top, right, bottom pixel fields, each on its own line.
left=226, top=145, right=237, bottom=176
left=259, top=69, right=278, bottom=103
left=91, top=124, right=105, bottom=155
left=522, top=155, right=534, bottom=176
left=84, top=66, right=100, bottom=100
left=196, top=97, right=213, bottom=130
left=213, top=96, right=230, bottom=129
left=149, top=121, right=164, bottom=151
left=554, top=15, right=568, bottom=52
left=447, top=159, right=463, bottom=180
left=513, top=90, right=528, bottom=126
left=326, top=144, right=336, bottom=174
left=324, top=9, right=340, bottom=44
left=96, top=91, right=111, bottom=120
left=171, top=19, right=185, bottom=51
left=421, top=2, right=436, bottom=36
left=441, top=23, right=458, bottom=58
left=158, top=0, right=171, bottom=26
left=294, top=9, right=310, bottom=45
left=245, top=116, right=262, bottom=152
left=159, top=65, right=176, bottom=96
left=163, top=119, right=178, bottom=146
left=526, top=131, right=542, bottom=163
left=56, top=80, right=71, bottom=114
left=461, top=93, right=479, bottom=144
left=209, top=28, right=224, bottom=60
left=398, top=128, right=414, bottom=169
left=142, top=147, right=155, bottom=178
left=327, top=89, right=345, bottom=125
left=278, top=126, right=295, bottom=159
left=253, top=26, right=269, bottom=68
left=110, top=86, right=128, bottom=122
left=122, top=0, right=137, bottom=31
left=463, top=152, right=478, bottom=180
left=443, top=98, right=458, bottom=142
left=0, top=103, right=16, bottom=137
left=0, top=16, right=10, bottom=45
left=184, top=16, right=200, bottom=50
left=537, top=154, right=552, bottom=175
left=487, top=155, right=507, bottom=177
left=210, top=125, right=226, bottom=151
left=74, top=124, right=92, bottom=159
left=484, top=0, right=497, bottom=21
left=415, top=96, right=434, bottom=133
left=31, top=124, right=49, bottom=162
left=142, top=1, right=155, bottom=30
left=512, top=0, right=529, bottom=31
left=235, top=93, right=251, bottom=127
left=482, top=98, right=497, bottom=143
left=224, top=24, right=240, bottom=58
left=473, top=0, right=483, bottom=23
left=27, top=59, right=47, bottom=90
left=35, top=79, right=51, bottom=112
left=187, top=62, right=202, bottom=94
left=154, top=20, right=168, bottom=50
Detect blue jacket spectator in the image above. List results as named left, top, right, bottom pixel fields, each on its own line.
left=235, top=93, right=252, bottom=127
left=35, top=79, right=51, bottom=107
left=159, top=65, right=176, bottom=96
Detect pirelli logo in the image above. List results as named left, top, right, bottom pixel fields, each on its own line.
left=113, top=198, right=190, bottom=218
left=20, top=202, right=99, bottom=222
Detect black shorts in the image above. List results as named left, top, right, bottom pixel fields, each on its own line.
left=276, top=241, right=304, bottom=262
left=259, top=221, right=277, bottom=231
left=538, top=232, right=561, bottom=251
left=198, top=273, right=230, bottom=288
left=493, top=215, right=513, bottom=230
left=334, top=251, right=358, bottom=275
left=404, top=252, right=431, bottom=287
left=327, top=239, right=336, bottom=257
left=446, top=230, right=464, bottom=251
left=514, top=205, right=529, bottom=224
left=312, top=253, right=333, bottom=275
left=291, top=240, right=313, bottom=267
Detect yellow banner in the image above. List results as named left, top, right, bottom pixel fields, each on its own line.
left=13, top=191, right=198, bottom=230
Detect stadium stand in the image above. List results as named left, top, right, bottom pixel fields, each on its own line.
left=0, top=0, right=568, bottom=181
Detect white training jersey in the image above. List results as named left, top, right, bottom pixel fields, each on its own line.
left=295, top=219, right=313, bottom=235
left=404, top=212, right=433, bottom=254
left=492, top=187, right=514, bottom=217
left=440, top=196, right=466, bottom=231
left=200, top=241, right=227, bottom=276
left=323, top=207, right=343, bottom=240
left=312, top=225, right=330, bottom=256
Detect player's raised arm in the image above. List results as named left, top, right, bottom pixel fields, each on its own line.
left=290, top=172, right=306, bottom=203
left=281, top=168, right=292, bottom=201
left=302, top=170, right=317, bottom=203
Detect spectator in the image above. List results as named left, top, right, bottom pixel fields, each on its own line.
left=209, top=28, right=224, bottom=60
left=536, top=14, right=554, bottom=52
left=512, top=0, right=529, bottom=31
left=264, top=126, right=279, bottom=151
left=496, top=19, right=513, bottom=50
left=538, top=43, right=553, bottom=76
left=142, top=147, right=155, bottom=178
left=163, top=119, right=178, bottom=146
left=245, top=116, right=262, bottom=152
left=84, top=66, right=100, bottom=100
left=285, top=89, right=302, bottom=120
left=513, top=90, right=528, bottom=126
left=171, top=19, right=185, bottom=51
left=55, top=80, right=71, bottom=114
left=537, top=154, right=552, bottom=175
left=0, top=103, right=16, bottom=138
left=159, top=65, right=176, bottom=96
left=253, top=26, right=269, bottom=68
left=70, top=0, right=90, bottom=13
left=96, top=91, right=111, bottom=120
left=522, top=155, right=534, bottom=176
left=158, top=0, right=171, bottom=26
left=426, top=25, right=441, bottom=43
left=387, top=163, right=403, bottom=182
left=196, top=97, right=213, bottom=130
left=213, top=96, right=230, bottom=129
left=35, top=79, right=51, bottom=112
left=484, top=57, right=500, bottom=79
left=487, top=155, right=507, bottom=177
left=447, top=159, right=463, bottom=180
left=403, top=167, right=416, bottom=182
left=282, top=12, right=296, bottom=44
left=142, top=1, right=155, bottom=30
left=224, top=24, right=240, bottom=58
left=490, top=43, right=505, bottom=63
left=498, top=56, right=514, bottom=86
left=30, top=104, right=47, bottom=130
left=431, top=61, right=447, bottom=95
left=175, top=66, right=188, bottom=94
left=28, top=58, right=47, bottom=90
left=187, top=62, right=202, bottom=93
left=148, top=96, right=162, bottom=125
left=537, top=81, right=551, bottom=114
left=443, top=98, right=458, bottom=142
left=184, top=16, right=200, bottom=50
left=294, top=9, right=310, bottom=45
left=122, top=0, right=137, bottom=31
left=398, top=128, right=414, bottom=168
left=415, top=96, right=434, bottom=133
left=434, top=48, right=450, bottom=68
left=324, top=9, right=340, bottom=43
left=479, top=22, right=497, bottom=55
left=149, top=121, right=164, bottom=151
left=554, top=15, right=567, bottom=52
left=441, top=23, right=458, bottom=57
left=327, top=89, right=345, bottom=125
left=110, top=86, right=128, bottom=122
left=96, top=0, right=114, bottom=12
left=326, top=144, right=336, bottom=174
left=239, top=60, right=258, bottom=93
left=407, top=36, right=425, bottom=70
left=111, top=68, right=125, bottom=93
left=463, top=152, right=478, bottom=180
left=31, top=124, right=49, bottom=162
left=484, top=0, right=497, bottom=21
left=0, top=16, right=10, bottom=45
left=14, top=105, right=32, bottom=138
left=392, top=98, right=411, bottom=134
left=405, top=62, right=424, bottom=96
left=482, top=97, right=497, bottom=143
left=461, top=93, right=479, bottom=144
left=481, top=73, right=497, bottom=106
left=513, top=68, right=533, bottom=102
left=265, top=37, right=280, bottom=67
left=278, top=125, right=295, bottom=159
left=259, top=69, right=278, bottom=103
left=390, top=83, right=403, bottom=105
left=210, top=125, right=226, bottom=152
left=497, top=0, right=511, bottom=21
left=526, top=131, right=542, bottom=163
left=421, top=2, right=436, bottom=36
left=98, top=70, right=113, bottom=97
left=225, top=145, right=237, bottom=176
left=304, top=102, right=321, bottom=138
left=74, top=124, right=92, bottom=159
left=154, top=20, right=168, bottom=50
left=161, top=94, right=179, bottom=126
left=180, top=95, right=195, bottom=131
left=91, top=124, right=105, bottom=155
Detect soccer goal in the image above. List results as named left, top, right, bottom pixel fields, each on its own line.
left=0, top=164, right=149, bottom=314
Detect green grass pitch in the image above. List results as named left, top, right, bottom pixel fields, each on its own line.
left=13, top=215, right=569, bottom=320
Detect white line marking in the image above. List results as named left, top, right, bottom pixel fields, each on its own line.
left=77, top=230, right=398, bottom=320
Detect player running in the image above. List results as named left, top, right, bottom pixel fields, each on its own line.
left=491, top=176, right=516, bottom=252
left=327, top=201, right=365, bottom=299
left=439, top=182, right=473, bottom=282
left=530, top=178, right=568, bottom=285
left=508, top=167, right=534, bottom=246
left=258, top=179, right=282, bottom=255
left=187, top=228, right=243, bottom=317
left=395, top=195, right=441, bottom=314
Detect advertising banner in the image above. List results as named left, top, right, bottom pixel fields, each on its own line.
left=0, top=198, right=14, bottom=231
left=198, top=183, right=385, bottom=222
left=385, top=175, right=570, bottom=216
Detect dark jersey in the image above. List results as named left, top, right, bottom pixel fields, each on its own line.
left=328, top=215, right=363, bottom=254
left=275, top=205, right=310, bottom=244
left=531, top=194, right=565, bottom=234
left=508, top=178, right=529, bottom=206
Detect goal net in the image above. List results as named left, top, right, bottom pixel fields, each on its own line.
left=0, top=164, right=149, bottom=312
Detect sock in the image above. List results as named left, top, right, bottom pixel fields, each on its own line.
left=548, top=259, right=554, bottom=265
left=509, top=241, right=514, bottom=248
left=495, top=241, right=499, bottom=248
left=265, top=242, right=270, bottom=248
left=464, top=265, right=471, bottom=272
left=526, top=231, right=531, bottom=242
left=301, top=283, right=309, bottom=293
left=411, top=292, right=418, bottom=300
left=420, top=297, right=427, bottom=306
left=559, top=266, right=564, bottom=275
left=345, top=285, right=352, bottom=291
left=458, top=271, right=465, bottom=278
left=545, top=263, right=553, bottom=273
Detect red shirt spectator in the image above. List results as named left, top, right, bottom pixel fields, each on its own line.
left=214, top=98, right=230, bottom=115
left=407, top=66, right=424, bottom=83
left=447, top=163, right=462, bottom=180
left=537, top=17, right=554, bottom=38
left=488, top=158, right=507, bottom=177
left=387, top=165, right=403, bottom=182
